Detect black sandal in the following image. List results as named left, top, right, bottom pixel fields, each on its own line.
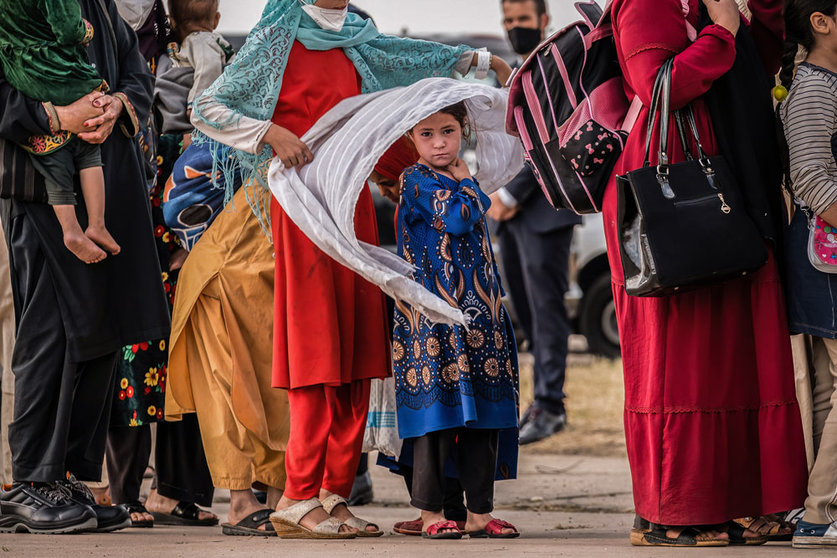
left=725, top=521, right=768, bottom=546
left=124, top=501, right=154, bottom=528
left=637, top=525, right=729, bottom=547
left=151, top=501, right=219, bottom=526
left=221, top=509, right=276, bottom=537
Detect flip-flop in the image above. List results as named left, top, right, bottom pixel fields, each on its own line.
left=467, top=518, right=520, bottom=539
left=151, top=501, right=219, bottom=526
left=422, top=520, right=463, bottom=539
left=221, top=509, right=277, bottom=537
left=124, top=501, right=154, bottom=528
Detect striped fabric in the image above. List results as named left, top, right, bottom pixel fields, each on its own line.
left=268, top=77, right=523, bottom=326
left=0, top=136, right=48, bottom=203
left=781, top=63, right=837, bottom=215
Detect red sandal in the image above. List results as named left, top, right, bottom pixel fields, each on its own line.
left=422, top=519, right=463, bottom=539
left=468, top=519, right=520, bottom=539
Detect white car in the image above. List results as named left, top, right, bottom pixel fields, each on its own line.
left=566, top=213, right=620, bottom=358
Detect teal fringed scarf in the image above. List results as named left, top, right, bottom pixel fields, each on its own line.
left=191, top=0, right=471, bottom=232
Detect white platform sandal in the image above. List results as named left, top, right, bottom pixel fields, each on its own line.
left=320, top=494, right=383, bottom=538
left=269, top=498, right=356, bottom=539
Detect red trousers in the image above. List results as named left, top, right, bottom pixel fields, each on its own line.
left=283, top=380, right=371, bottom=500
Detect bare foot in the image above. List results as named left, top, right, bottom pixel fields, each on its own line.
left=129, top=508, right=154, bottom=525
left=275, top=495, right=353, bottom=534
left=666, top=527, right=729, bottom=542
left=319, top=489, right=379, bottom=534
left=465, top=512, right=517, bottom=536
left=90, top=486, right=111, bottom=506
left=145, top=488, right=217, bottom=523
left=422, top=510, right=460, bottom=535
left=64, top=229, right=106, bottom=263
left=86, top=225, right=121, bottom=255
left=229, top=489, right=269, bottom=531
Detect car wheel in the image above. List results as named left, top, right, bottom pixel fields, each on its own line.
left=579, top=274, right=620, bottom=359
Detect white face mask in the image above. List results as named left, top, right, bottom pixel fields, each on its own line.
left=299, top=2, right=348, bottom=32
left=113, top=0, right=157, bottom=31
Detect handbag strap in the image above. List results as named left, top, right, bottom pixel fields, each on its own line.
left=641, top=59, right=669, bottom=167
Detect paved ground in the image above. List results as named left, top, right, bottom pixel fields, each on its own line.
left=0, top=453, right=812, bottom=557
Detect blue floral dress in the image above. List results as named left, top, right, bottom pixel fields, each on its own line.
left=393, top=164, right=519, bottom=440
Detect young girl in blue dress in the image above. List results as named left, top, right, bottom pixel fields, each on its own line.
left=392, top=102, right=519, bottom=539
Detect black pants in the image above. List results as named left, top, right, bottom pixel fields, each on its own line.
left=411, top=429, right=498, bottom=515
left=400, top=466, right=467, bottom=521
left=6, top=206, right=117, bottom=482
left=499, top=225, right=573, bottom=414
left=106, top=415, right=214, bottom=507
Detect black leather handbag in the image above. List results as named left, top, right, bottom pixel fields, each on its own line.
left=616, top=59, right=767, bottom=297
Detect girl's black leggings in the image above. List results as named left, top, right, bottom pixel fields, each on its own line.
left=410, top=428, right=499, bottom=515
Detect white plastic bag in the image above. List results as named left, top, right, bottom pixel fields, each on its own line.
left=362, top=377, right=402, bottom=459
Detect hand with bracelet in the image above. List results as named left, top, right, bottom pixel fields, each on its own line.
left=470, top=50, right=513, bottom=86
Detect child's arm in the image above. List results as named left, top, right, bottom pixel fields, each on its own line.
left=43, top=0, right=88, bottom=45
left=400, top=166, right=491, bottom=236
left=784, top=76, right=837, bottom=220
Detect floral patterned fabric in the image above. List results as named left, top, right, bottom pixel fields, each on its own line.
left=392, top=164, right=519, bottom=439
left=110, top=126, right=183, bottom=427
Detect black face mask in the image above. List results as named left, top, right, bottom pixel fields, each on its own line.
left=507, top=26, right=542, bottom=55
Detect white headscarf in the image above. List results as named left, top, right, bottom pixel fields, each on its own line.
left=268, top=78, right=523, bottom=325
left=113, top=0, right=157, bottom=31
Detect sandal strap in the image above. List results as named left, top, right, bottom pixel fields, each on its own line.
left=486, top=519, right=517, bottom=534
left=344, top=516, right=380, bottom=532
left=426, top=520, right=460, bottom=536
left=320, top=494, right=348, bottom=515
left=312, top=516, right=347, bottom=535
left=270, top=497, right=323, bottom=525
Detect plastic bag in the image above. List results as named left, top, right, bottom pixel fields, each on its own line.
left=362, top=377, right=402, bottom=459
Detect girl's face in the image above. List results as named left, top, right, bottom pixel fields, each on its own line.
left=409, top=112, right=463, bottom=170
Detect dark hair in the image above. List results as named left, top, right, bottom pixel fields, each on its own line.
left=168, top=0, right=218, bottom=32
left=780, top=0, right=837, bottom=88
left=437, top=101, right=469, bottom=129
left=501, top=0, right=547, bottom=17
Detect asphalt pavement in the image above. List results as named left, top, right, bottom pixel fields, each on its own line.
left=0, top=453, right=814, bottom=557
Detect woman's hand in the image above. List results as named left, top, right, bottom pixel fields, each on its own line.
left=77, top=95, right=123, bottom=144
left=491, top=56, right=513, bottom=87
left=263, top=123, right=314, bottom=168
left=702, top=0, right=740, bottom=37
left=53, top=92, right=106, bottom=134
left=447, top=157, right=473, bottom=182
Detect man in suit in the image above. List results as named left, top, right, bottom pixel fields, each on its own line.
left=491, top=0, right=582, bottom=445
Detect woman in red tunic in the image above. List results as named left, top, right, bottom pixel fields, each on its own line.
left=607, top=0, right=808, bottom=546
left=192, top=0, right=512, bottom=539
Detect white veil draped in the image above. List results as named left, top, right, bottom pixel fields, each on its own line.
left=268, top=78, right=523, bottom=325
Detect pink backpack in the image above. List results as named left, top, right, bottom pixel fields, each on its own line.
left=506, top=0, right=695, bottom=214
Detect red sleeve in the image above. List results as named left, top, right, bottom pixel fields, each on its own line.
left=614, top=0, right=736, bottom=110
left=747, top=0, right=784, bottom=75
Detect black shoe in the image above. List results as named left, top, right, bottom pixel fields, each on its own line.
left=518, top=407, right=567, bottom=445
left=59, top=474, right=131, bottom=533
left=0, top=482, right=97, bottom=534
left=348, top=470, right=373, bottom=506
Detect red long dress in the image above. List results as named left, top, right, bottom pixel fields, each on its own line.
left=607, top=0, right=808, bottom=525
left=270, top=41, right=391, bottom=390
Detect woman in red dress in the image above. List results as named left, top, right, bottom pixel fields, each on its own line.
left=192, top=0, right=512, bottom=539
left=607, top=0, right=808, bottom=546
